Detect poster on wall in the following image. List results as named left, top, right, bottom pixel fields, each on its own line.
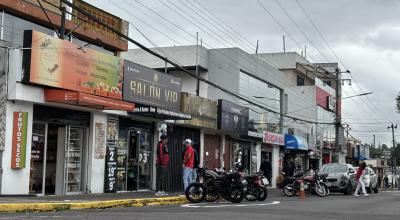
left=95, top=122, right=106, bottom=159
left=22, top=30, right=123, bottom=99
left=11, top=112, right=28, bottom=169
left=217, top=100, right=249, bottom=135
left=105, top=117, right=119, bottom=193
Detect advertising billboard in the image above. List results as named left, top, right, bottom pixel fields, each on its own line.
left=11, top=112, right=28, bottom=169
left=23, top=30, right=123, bottom=99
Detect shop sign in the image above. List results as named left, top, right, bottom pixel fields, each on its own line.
left=284, top=134, right=309, bottom=151
left=179, top=92, right=217, bottom=129
left=217, top=100, right=249, bottom=135
left=95, top=122, right=106, bottom=159
left=11, top=112, right=28, bottom=169
left=263, top=131, right=284, bottom=146
left=23, top=30, right=123, bottom=99
left=133, top=105, right=191, bottom=120
left=105, top=117, right=119, bottom=193
left=123, top=60, right=182, bottom=111
left=72, top=0, right=128, bottom=40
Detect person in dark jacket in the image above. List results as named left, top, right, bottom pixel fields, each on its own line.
left=156, top=135, right=169, bottom=196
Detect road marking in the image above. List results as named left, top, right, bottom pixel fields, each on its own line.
left=181, top=201, right=280, bottom=208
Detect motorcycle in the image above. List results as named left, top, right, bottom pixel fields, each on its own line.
left=282, top=171, right=328, bottom=197
left=185, top=161, right=246, bottom=203
left=242, top=171, right=269, bottom=201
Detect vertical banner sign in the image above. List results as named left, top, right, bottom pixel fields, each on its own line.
left=95, top=122, right=106, bottom=159
left=105, top=117, right=119, bottom=192
left=11, top=112, right=28, bottom=169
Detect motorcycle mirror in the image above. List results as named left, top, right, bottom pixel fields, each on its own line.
left=205, top=152, right=209, bottom=156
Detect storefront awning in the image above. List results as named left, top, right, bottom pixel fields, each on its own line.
left=44, top=89, right=135, bottom=111
left=284, top=134, right=309, bottom=151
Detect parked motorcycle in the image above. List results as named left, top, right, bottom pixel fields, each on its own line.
left=282, top=172, right=328, bottom=197
left=242, top=171, right=269, bottom=201
left=185, top=160, right=246, bottom=203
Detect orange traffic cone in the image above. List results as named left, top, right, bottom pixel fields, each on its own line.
left=299, top=180, right=306, bottom=200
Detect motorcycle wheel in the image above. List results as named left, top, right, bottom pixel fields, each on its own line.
left=314, top=184, right=327, bottom=197
left=244, top=184, right=259, bottom=202
left=321, top=183, right=330, bottom=196
left=257, top=186, right=268, bottom=201
left=283, top=184, right=297, bottom=197
left=185, top=183, right=206, bottom=203
left=228, top=186, right=244, bottom=203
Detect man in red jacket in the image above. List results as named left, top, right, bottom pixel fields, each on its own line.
left=156, top=135, right=169, bottom=196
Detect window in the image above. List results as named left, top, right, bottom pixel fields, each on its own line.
left=297, top=75, right=305, bottom=86
left=323, top=80, right=332, bottom=87
left=381, top=160, right=385, bottom=166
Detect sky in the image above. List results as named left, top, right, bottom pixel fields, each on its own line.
left=85, top=0, right=400, bottom=147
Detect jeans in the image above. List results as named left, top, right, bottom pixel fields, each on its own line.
left=192, top=168, right=198, bottom=182
left=157, top=166, right=167, bottom=192
left=183, top=167, right=194, bottom=191
left=355, top=179, right=366, bottom=195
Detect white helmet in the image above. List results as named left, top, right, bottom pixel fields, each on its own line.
left=183, top=139, right=192, bottom=144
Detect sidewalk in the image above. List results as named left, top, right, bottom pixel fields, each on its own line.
left=0, top=191, right=186, bottom=213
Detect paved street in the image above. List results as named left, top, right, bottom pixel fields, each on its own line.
left=1, top=191, right=399, bottom=220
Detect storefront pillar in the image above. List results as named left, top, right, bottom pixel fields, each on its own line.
left=200, top=129, right=205, bottom=166
left=271, top=145, right=280, bottom=188
left=220, top=134, right=226, bottom=169
left=1, top=101, right=33, bottom=195
left=87, top=112, right=107, bottom=194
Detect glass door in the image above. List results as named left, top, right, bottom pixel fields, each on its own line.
left=138, top=131, right=152, bottom=190
left=65, top=126, right=84, bottom=193
left=29, top=122, right=47, bottom=195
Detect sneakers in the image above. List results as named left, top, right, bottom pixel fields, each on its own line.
left=353, top=193, right=360, bottom=197
left=161, top=191, right=168, bottom=196
left=155, top=191, right=162, bottom=196
left=364, top=193, right=369, bottom=196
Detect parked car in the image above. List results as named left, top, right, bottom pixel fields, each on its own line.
left=318, top=163, right=356, bottom=195
left=354, top=166, right=379, bottom=193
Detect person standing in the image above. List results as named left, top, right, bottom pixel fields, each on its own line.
left=182, top=139, right=195, bottom=191
left=155, top=135, right=169, bottom=196
left=384, top=175, right=389, bottom=190
left=354, top=162, right=368, bottom=196
left=378, top=174, right=383, bottom=189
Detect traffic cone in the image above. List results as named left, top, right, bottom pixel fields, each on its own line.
left=299, top=180, right=306, bottom=200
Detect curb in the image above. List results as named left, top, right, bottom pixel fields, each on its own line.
left=0, top=196, right=187, bottom=213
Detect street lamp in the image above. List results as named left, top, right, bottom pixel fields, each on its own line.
left=341, top=92, right=373, bottom=100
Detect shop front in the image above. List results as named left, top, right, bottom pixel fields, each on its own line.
left=120, top=60, right=189, bottom=193
left=262, top=131, right=284, bottom=187
left=283, top=134, right=309, bottom=174
left=217, top=100, right=249, bottom=171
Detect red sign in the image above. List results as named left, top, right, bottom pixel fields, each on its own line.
left=263, top=131, right=284, bottom=145
left=11, top=112, right=28, bottom=169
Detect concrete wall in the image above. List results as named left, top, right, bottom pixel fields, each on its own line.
left=256, top=52, right=310, bottom=69
left=122, top=46, right=208, bottom=69
left=1, top=101, right=33, bottom=194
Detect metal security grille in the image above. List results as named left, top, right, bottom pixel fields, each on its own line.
left=166, top=126, right=200, bottom=192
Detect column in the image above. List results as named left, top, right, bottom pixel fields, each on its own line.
left=271, top=145, right=280, bottom=188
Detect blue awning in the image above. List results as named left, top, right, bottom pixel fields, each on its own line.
left=284, top=134, right=309, bottom=151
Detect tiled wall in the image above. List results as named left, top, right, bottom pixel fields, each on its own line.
left=0, top=46, right=7, bottom=151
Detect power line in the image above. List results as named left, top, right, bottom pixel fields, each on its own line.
left=60, top=0, right=334, bottom=125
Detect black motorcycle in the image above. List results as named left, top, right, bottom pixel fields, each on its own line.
left=185, top=162, right=245, bottom=203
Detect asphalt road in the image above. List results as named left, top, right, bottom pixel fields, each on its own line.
left=1, top=191, right=399, bottom=220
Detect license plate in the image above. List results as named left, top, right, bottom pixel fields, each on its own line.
left=262, top=178, right=269, bottom=185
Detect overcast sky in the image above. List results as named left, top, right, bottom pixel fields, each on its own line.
left=86, top=0, right=400, bottom=147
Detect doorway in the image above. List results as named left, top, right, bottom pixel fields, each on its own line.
left=29, top=122, right=87, bottom=195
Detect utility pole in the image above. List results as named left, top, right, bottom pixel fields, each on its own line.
left=255, top=40, right=259, bottom=54
left=60, top=5, right=66, bottom=39
left=334, top=68, right=341, bottom=162
left=195, top=32, right=200, bottom=96
left=283, top=35, right=286, bottom=52
left=388, top=123, right=397, bottom=188
left=373, top=134, right=376, bottom=148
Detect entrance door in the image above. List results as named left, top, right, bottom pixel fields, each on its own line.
left=29, top=122, right=86, bottom=195
left=126, top=129, right=152, bottom=191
